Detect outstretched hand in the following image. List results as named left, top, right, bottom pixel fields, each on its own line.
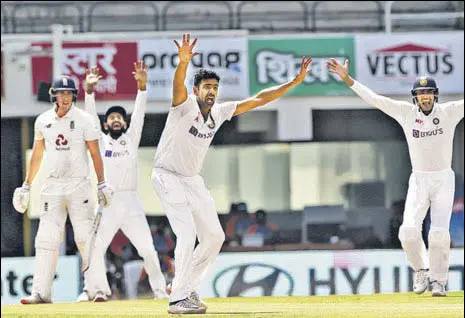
left=85, top=66, right=102, bottom=87
left=327, top=58, right=350, bottom=79
left=294, top=56, right=312, bottom=85
left=174, top=33, right=199, bottom=63
left=132, top=60, right=148, bottom=84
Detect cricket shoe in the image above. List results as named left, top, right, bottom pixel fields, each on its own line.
left=154, top=288, right=169, bottom=299
left=188, top=291, right=208, bottom=309
left=20, top=294, right=52, bottom=304
left=76, top=291, right=90, bottom=302
left=168, top=298, right=206, bottom=314
left=93, top=291, right=108, bottom=302
left=413, top=269, right=429, bottom=294
left=431, top=280, right=446, bottom=297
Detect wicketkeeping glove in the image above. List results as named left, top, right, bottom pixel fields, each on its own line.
left=12, top=182, right=31, bottom=213
left=97, top=181, right=114, bottom=208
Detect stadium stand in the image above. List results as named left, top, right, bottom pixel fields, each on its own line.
left=1, top=1, right=463, bottom=34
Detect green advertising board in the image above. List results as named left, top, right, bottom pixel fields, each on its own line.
left=249, top=37, right=355, bottom=96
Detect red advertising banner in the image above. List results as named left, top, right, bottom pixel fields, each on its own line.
left=31, top=42, right=138, bottom=100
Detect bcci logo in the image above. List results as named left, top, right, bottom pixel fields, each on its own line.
left=419, top=77, right=428, bottom=86
left=433, top=118, right=440, bottom=125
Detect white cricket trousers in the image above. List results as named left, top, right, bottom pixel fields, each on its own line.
left=151, top=168, right=225, bottom=302
left=32, top=178, right=94, bottom=300
left=398, top=169, right=455, bottom=285
left=84, top=191, right=167, bottom=297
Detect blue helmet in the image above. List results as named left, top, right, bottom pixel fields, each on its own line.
left=411, top=76, right=439, bottom=105
left=49, top=75, right=78, bottom=103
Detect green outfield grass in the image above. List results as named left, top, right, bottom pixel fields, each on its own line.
left=2, top=291, right=463, bottom=318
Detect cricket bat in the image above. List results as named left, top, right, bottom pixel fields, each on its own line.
left=81, top=201, right=105, bottom=272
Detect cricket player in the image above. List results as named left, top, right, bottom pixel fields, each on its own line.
left=151, top=34, right=312, bottom=314
left=327, top=58, right=464, bottom=297
left=12, top=75, right=113, bottom=304
left=76, top=61, right=169, bottom=302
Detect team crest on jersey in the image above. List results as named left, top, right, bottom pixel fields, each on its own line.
left=433, top=118, right=440, bottom=125
left=120, top=139, right=126, bottom=145
left=46, top=123, right=52, bottom=128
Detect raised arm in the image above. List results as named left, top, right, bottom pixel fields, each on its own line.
left=85, top=66, right=103, bottom=127
left=233, top=56, right=313, bottom=116
left=327, top=58, right=412, bottom=121
left=172, top=33, right=199, bottom=107
left=126, top=60, right=148, bottom=145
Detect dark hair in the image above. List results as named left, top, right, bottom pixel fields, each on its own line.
left=193, top=69, right=220, bottom=87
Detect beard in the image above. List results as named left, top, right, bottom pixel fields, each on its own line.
left=107, top=126, right=126, bottom=139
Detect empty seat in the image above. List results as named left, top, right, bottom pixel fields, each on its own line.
left=88, top=1, right=159, bottom=32
left=311, top=1, right=383, bottom=32
left=12, top=2, right=83, bottom=33
left=1, top=4, right=8, bottom=34
left=162, top=1, right=233, bottom=31
left=388, top=1, right=463, bottom=31
left=237, top=1, right=308, bottom=33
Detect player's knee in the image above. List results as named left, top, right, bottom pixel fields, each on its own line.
left=398, top=225, right=421, bottom=243
left=35, top=221, right=63, bottom=251
left=428, top=227, right=450, bottom=247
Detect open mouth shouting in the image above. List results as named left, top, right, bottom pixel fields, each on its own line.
left=206, top=96, right=215, bottom=105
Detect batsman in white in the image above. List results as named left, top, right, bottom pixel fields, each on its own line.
left=151, top=33, right=313, bottom=314
left=12, top=75, right=113, bottom=304
left=76, top=60, right=169, bottom=302
left=327, top=58, right=464, bottom=297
